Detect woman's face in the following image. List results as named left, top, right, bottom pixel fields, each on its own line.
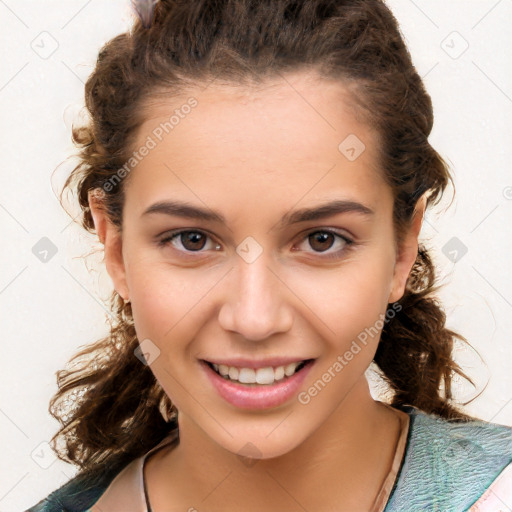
left=92, top=71, right=421, bottom=459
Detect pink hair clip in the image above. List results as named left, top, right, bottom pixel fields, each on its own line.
left=130, top=0, right=159, bottom=29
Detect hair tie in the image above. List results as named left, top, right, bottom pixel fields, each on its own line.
left=130, top=0, right=159, bottom=29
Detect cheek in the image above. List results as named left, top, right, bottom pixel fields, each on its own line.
left=126, top=258, right=219, bottom=354
left=290, top=256, right=394, bottom=341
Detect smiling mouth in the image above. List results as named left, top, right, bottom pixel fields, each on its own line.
left=203, top=359, right=314, bottom=386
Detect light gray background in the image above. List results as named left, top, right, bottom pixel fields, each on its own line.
left=1, top=1, right=511, bottom=510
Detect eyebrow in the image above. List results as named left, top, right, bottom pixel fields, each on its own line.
left=141, top=199, right=375, bottom=228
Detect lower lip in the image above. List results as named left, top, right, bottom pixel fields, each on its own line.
left=201, top=360, right=315, bottom=410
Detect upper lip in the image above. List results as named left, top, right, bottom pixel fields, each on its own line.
left=202, top=357, right=314, bottom=369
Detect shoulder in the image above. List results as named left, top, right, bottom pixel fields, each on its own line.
left=25, top=468, right=120, bottom=512
left=27, top=431, right=179, bottom=512
left=385, top=405, right=512, bottom=511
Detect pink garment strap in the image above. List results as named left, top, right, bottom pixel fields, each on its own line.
left=468, top=462, right=512, bottom=511
left=89, top=431, right=178, bottom=512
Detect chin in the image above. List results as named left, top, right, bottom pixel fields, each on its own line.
left=211, top=426, right=309, bottom=463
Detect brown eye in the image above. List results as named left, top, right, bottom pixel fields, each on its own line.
left=179, top=231, right=207, bottom=251
left=308, top=231, right=336, bottom=252
left=158, top=230, right=217, bottom=253
left=293, top=229, right=354, bottom=261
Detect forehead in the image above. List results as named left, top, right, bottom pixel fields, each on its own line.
left=127, top=72, right=388, bottom=211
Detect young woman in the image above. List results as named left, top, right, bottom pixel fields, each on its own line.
left=28, top=1, right=512, bottom=511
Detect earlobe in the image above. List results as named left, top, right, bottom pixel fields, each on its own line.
left=88, top=189, right=130, bottom=301
left=387, top=194, right=427, bottom=303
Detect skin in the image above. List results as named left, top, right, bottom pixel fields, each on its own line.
left=89, top=71, right=425, bottom=511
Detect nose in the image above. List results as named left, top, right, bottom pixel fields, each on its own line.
left=217, top=254, right=294, bottom=341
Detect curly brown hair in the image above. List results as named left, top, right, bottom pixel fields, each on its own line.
left=50, top=0, right=481, bottom=485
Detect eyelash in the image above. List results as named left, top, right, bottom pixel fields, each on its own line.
left=157, top=228, right=354, bottom=260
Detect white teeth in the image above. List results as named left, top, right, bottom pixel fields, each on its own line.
left=238, top=368, right=256, bottom=384
left=284, top=362, right=298, bottom=376
left=274, top=365, right=285, bottom=381
left=256, top=367, right=274, bottom=385
left=210, top=361, right=305, bottom=385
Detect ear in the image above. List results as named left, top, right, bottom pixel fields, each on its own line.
left=88, top=189, right=130, bottom=301
left=388, top=194, right=427, bottom=303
